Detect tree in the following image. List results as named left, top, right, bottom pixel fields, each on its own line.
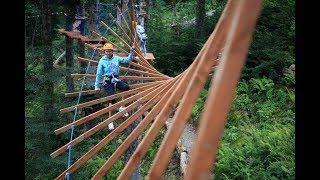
left=195, top=0, right=205, bottom=39
left=41, top=0, right=54, bottom=122
left=64, top=0, right=80, bottom=92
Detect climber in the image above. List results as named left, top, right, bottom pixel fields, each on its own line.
left=136, top=24, right=148, bottom=55
left=94, top=43, right=135, bottom=130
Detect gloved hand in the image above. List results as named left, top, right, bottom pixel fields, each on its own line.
left=130, top=47, right=135, bottom=53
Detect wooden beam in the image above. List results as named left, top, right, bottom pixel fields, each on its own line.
left=147, top=0, right=235, bottom=176
left=185, top=1, right=262, bottom=179
left=129, top=80, right=167, bottom=89
left=54, top=84, right=162, bottom=135
left=129, top=61, right=168, bottom=77
left=60, top=81, right=163, bottom=114
left=63, top=80, right=163, bottom=98
left=121, top=75, right=170, bottom=81
left=120, top=67, right=169, bottom=78
left=76, top=57, right=167, bottom=78
left=51, top=78, right=175, bottom=158
left=117, top=21, right=212, bottom=178
left=118, top=6, right=132, bottom=37
left=65, top=89, right=102, bottom=98
left=54, top=76, right=177, bottom=180
left=91, top=74, right=183, bottom=179
left=71, top=74, right=170, bottom=81
left=108, top=13, right=131, bottom=42
left=77, top=57, right=98, bottom=65
left=100, top=21, right=158, bottom=71
left=92, top=31, right=129, bottom=54
left=100, top=21, right=131, bottom=50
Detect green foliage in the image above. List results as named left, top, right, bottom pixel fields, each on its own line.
left=215, top=123, right=294, bottom=179
left=148, top=0, right=222, bottom=76
left=217, top=77, right=294, bottom=179
left=25, top=0, right=295, bottom=179
left=190, top=77, right=295, bottom=179
left=243, top=0, right=295, bottom=81
left=191, top=88, right=208, bottom=126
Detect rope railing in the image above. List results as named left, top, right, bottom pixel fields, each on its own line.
left=64, top=46, right=98, bottom=180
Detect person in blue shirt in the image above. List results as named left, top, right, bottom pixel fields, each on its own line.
left=94, top=43, right=134, bottom=129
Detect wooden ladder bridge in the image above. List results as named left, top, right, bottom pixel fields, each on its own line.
left=51, top=0, right=263, bottom=179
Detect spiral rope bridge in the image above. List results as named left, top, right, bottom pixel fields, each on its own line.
left=51, top=0, right=262, bottom=179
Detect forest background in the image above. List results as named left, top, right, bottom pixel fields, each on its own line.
left=25, top=0, right=295, bottom=179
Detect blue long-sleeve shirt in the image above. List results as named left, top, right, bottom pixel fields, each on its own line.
left=94, top=53, right=133, bottom=88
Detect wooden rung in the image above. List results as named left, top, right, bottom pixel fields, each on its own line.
left=144, top=53, right=155, bottom=61
left=71, top=74, right=170, bottom=81
left=57, top=28, right=106, bottom=44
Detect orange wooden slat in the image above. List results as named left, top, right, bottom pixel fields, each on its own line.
left=54, top=75, right=178, bottom=180
left=55, top=83, right=163, bottom=135
left=71, top=74, right=169, bottom=81
left=91, top=31, right=129, bottom=54
left=91, top=73, right=184, bottom=179
left=60, top=81, right=162, bottom=114
left=64, top=89, right=102, bottom=98
left=147, top=0, right=235, bottom=177
left=51, top=78, right=174, bottom=158
left=117, top=24, right=212, bottom=179
left=185, top=1, right=262, bottom=179
left=109, top=13, right=131, bottom=42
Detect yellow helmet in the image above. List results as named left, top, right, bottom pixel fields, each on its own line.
left=101, top=43, right=114, bottom=51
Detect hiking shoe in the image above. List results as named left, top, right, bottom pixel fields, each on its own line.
left=108, top=122, right=114, bottom=130
left=119, top=106, right=129, bottom=117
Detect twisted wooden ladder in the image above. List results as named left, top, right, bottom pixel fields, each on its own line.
left=51, top=0, right=262, bottom=179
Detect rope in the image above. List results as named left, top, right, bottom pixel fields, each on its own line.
left=25, top=11, right=64, bottom=18
left=65, top=46, right=97, bottom=180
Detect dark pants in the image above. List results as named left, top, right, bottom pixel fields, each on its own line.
left=103, top=77, right=130, bottom=104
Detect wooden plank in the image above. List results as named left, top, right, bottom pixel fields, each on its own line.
left=120, top=67, right=169, bottom=78
left=121, top=75, right=170, bottom=81
left=129, top=80, right=167, bottom=89
left=118, top=6, right=132, bottom=38
left=63, top=81, right=162, bottom=98
left=91, top=31, right=129, bottom=54
left=100, top=21, right=158, bottom=72
left=51, top=79, right=174, bottom=158
left=58, top=28, right=106, bottom=44
left=129, top=61, right=168, bottom=77
left=54, top=77, right=177, bottom=180
left=60, top=81, right=163, bottom=114
left=146, top=0, right=233, bottom=175
left=71, top=74, right=170, bottom=81
left=76, top=57, right=166, bottom=78
left=109, top=13, right=131, bottom=42
left=65, top=89, right=102, bottom=98
left=117, top=23, right=211, bottom=179
left=91, top=74, right=183, bottom=179
left=144, top=53, right=155, bottom=61
left=185, top=1, right=262, bottom=179
left=54, top=84, right=162, bottom=135
left=77, top=57, right=98, bottom=65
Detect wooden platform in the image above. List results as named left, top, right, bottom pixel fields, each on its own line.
left=57, top=29, right=106, bottom=44
left=144, top=52, right=155, bottom=61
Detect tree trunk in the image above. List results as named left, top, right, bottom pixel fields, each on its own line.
left=65, top=5, right=76, bottom=92
left=86, top=2, right=97, bottom=38
left=77, top=5, right=86, bottom=74
left=41, top=0, right=54, bottom=122
left=195, top=0, right=205, bottom=39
